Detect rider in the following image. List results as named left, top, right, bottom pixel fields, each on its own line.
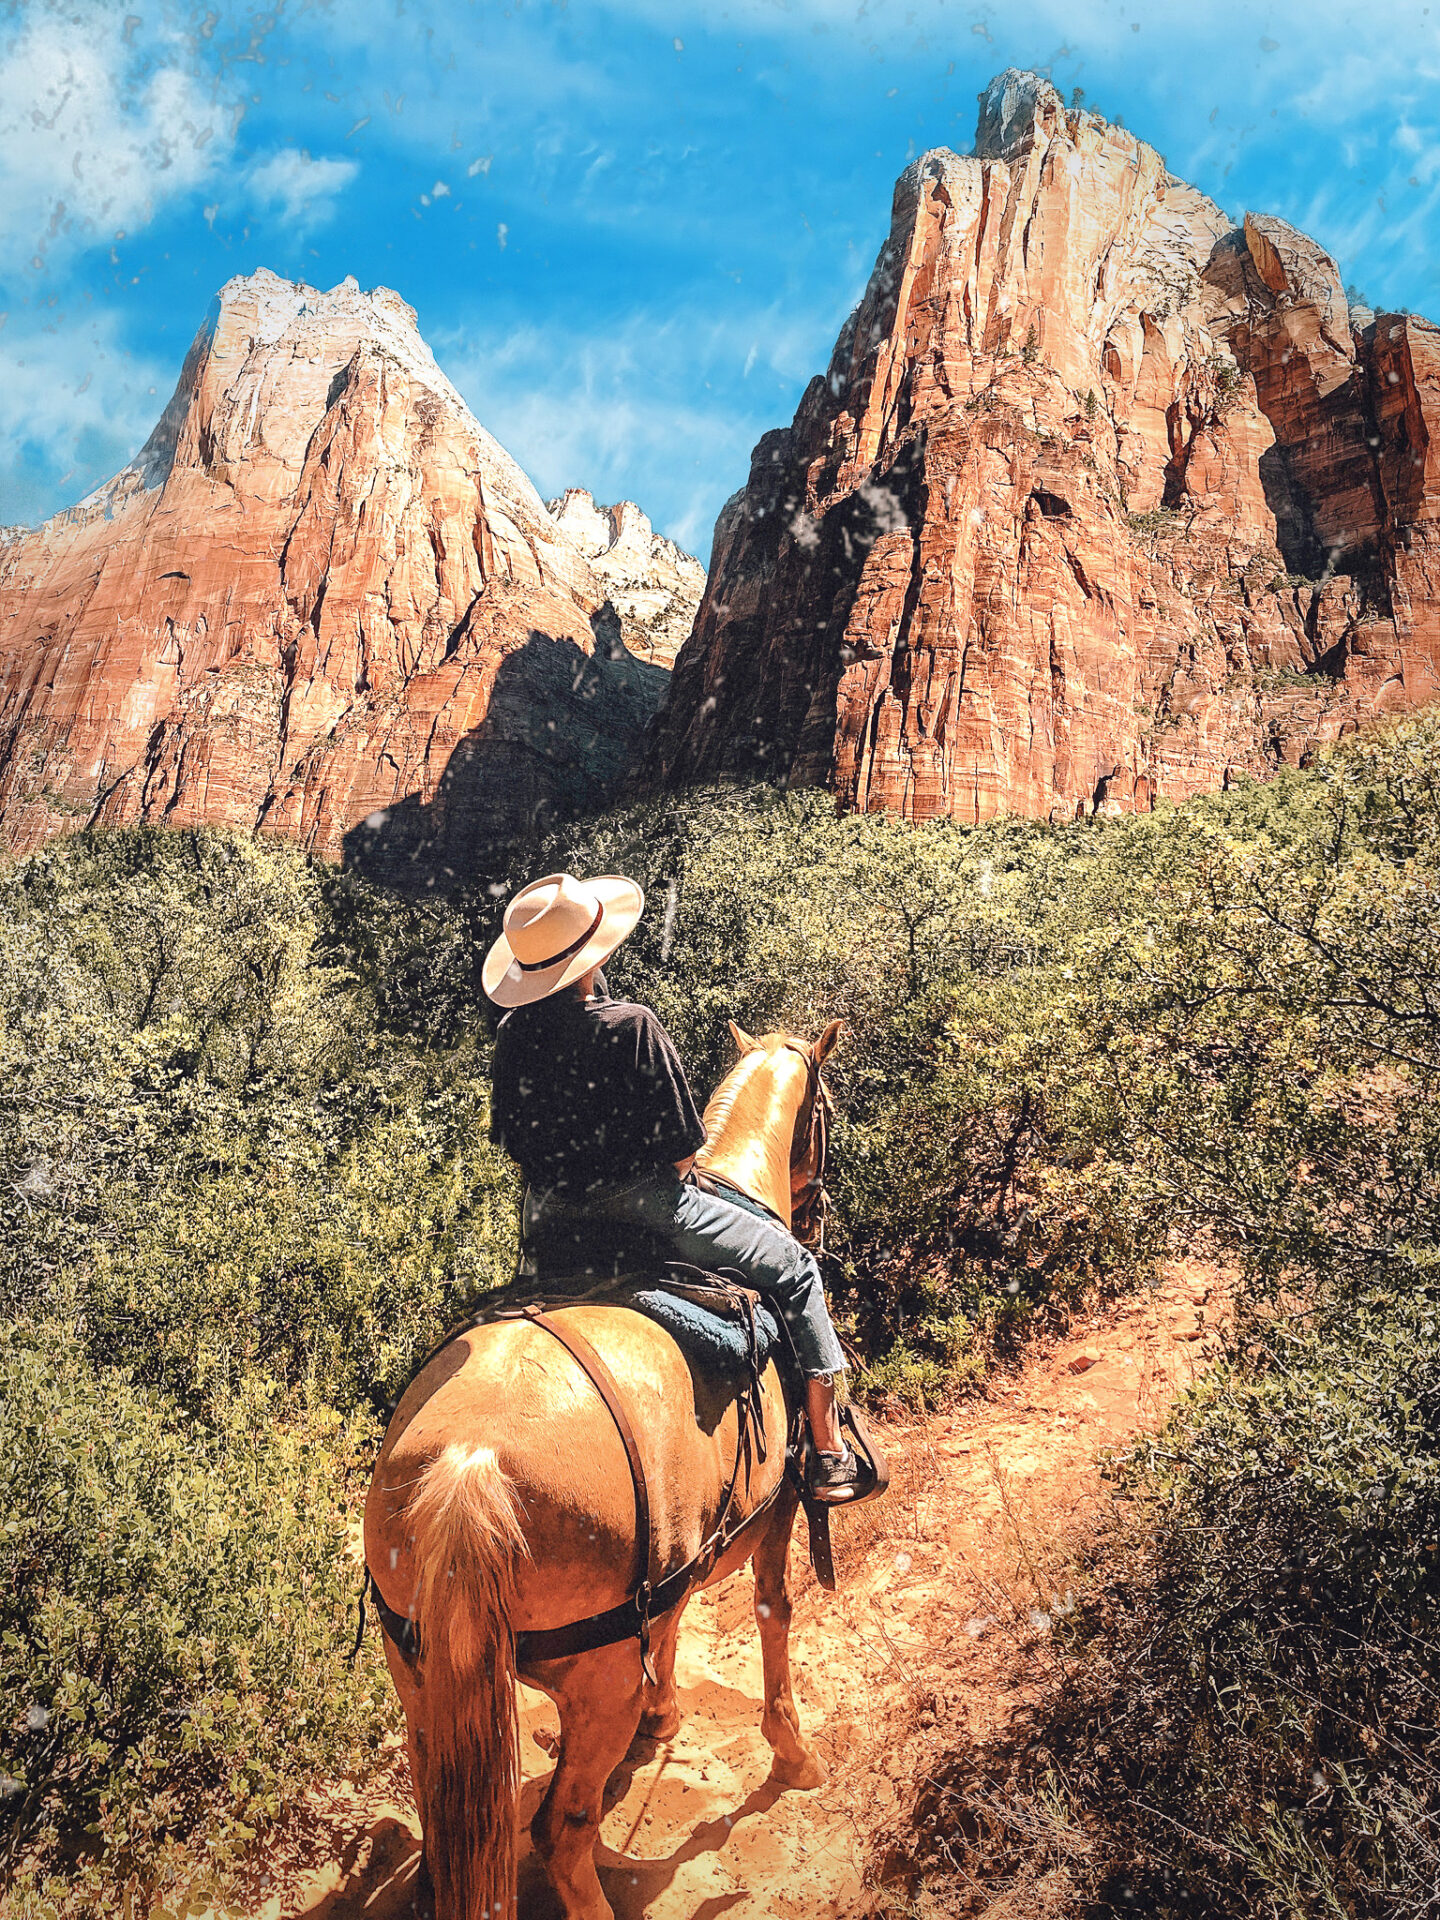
left=484, top=870, right=860, bottom=1502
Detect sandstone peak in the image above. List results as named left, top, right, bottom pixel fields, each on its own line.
left=645, top=70, right=1440, bottom=824
left=83, top=267, right=549, bottom=548
left=973, top=68, right=1066, bottom=161
left=546, top=488, right=706, bottom=668
left=0, top=268, right=694, bottom=878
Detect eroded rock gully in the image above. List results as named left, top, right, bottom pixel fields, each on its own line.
left=0, top=272, right=703, bottom=883
left=645, top=69, right=1440, bottom=823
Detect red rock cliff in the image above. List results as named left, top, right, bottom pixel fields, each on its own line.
left=644, top=71, right=1440, bottom=821
left=0, top=270, right=701, bottom=881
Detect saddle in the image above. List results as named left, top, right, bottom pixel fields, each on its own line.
left=518, top=1203, right=888, bottom=1557
left=355, top=1243, right=887, bottom=1680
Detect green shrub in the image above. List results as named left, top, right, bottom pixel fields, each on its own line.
left=6, top=710, right=1440, bottom=1911
left=901, top=1290, right=1440, bottom=1917
left=877, top=714, right=1440, bottom=1918
left=0, top=827, right=517, bottom=1415
left=0, top=827, right=516, bottom=1911
left=0, top=1326, right=394, bottom=1918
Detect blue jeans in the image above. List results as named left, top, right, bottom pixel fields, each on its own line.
left=532, top=1171, right=847, bottom=1379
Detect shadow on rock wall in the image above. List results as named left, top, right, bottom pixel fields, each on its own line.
left=343, top=608, right=668, bottom=894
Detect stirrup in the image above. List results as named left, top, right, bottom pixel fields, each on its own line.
left=829, top=1403, right=889, bottom=1505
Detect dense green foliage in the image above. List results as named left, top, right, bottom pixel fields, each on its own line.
left=886, top=715, right=1440, bottom=1920
left=3, top=711, right=1438, bottom=1916
left=0, top=831, right=513, bottom=1915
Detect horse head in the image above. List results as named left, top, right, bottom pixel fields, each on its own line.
left=710, top=1019, right=842, bottom=1245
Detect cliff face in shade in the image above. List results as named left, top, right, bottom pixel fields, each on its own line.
left=0, top=269, right=690, bottom=881
left=644, top=71, right=1440, bottom=823
left=546, top=489, right=706, bottom=667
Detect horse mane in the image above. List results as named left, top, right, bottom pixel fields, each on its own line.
left=698, top=1035, right=810, bottom=1223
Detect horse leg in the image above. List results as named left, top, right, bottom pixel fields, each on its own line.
left=752, top=1488, right=825, bottom=1789
left=635, top=1602, right=686, bottom=1744
left=530, top=1645, right=645, bottom=1920
left=380, top=1641, right=436, bottom=1916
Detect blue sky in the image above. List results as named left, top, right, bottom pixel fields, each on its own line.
left=4, top=0, right=1440, bottom=555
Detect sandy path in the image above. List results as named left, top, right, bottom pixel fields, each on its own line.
left=237, top=1263, right=1226, bottom=1920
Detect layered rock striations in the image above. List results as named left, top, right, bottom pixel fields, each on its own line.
left=0, top=270, right=703, bottom=879
left=645, top=70, right=1440, bottom=822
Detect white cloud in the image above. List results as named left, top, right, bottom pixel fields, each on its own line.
left=0, top=2, right=232, bottom=276
left=434, top=287, right=858, bottom=555
left=0, top=310, right=176, bottom=527
left=244, top=149, right=360, bottom=229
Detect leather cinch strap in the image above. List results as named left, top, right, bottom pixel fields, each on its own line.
left=516, top=1303, right=659, bottom=1680
left=356, top=1273, right=791, bottom=1679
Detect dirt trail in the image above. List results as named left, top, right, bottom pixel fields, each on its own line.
left=238, top=1264, right=1227, bottom=1920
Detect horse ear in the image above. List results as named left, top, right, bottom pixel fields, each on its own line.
left=813, top=1018, right=843, bottom=1066
left=728, top=1019, right=758, bottom=1054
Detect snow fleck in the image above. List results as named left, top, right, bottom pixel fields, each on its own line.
left=468, top=156, right=492, bottom=177
left=788, top=506, right=820, bottom=550
left=859, top=481, right=908, bottom=534
left=497, top=223, right=508, bottom=250
left=894, top=1550, right=912, bottom=1573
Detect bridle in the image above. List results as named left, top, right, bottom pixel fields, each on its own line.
left=782, top=1040, right=832, bottom=1253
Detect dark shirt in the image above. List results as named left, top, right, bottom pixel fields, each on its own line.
left=489, top=973, right=707, bottom=1195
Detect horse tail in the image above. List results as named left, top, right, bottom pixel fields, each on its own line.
left=407, top=1442, right=527, bottom=1920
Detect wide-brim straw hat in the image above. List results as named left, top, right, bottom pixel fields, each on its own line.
left=482, top=870, right=644, bottom=1008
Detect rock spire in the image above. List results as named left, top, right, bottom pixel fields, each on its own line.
left=643, top=70, right=1440, bottom=822
left=0, top=269, right=704, bottom=880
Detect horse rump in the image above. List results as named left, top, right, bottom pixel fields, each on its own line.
left=407, top=1442, right=527, bottom=1920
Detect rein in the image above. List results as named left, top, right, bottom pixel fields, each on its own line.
left=781, top=1039, right=832, bottom=1251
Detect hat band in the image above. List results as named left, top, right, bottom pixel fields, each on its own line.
left=514, top=900, right=605, bottom=973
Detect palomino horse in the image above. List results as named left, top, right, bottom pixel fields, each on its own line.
left=363, top=1017, right=842, bottom=1920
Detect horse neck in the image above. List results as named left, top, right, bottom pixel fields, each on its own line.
left=697, top=1048, right=807, bottom=1225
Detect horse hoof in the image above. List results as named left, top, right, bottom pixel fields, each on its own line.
left=768, top=1751, right=826, bottom=1791
left=638, top=1708, right=681, bottom=1743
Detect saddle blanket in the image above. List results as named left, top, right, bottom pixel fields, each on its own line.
left=628, top=1285, right=784, bottom=1381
